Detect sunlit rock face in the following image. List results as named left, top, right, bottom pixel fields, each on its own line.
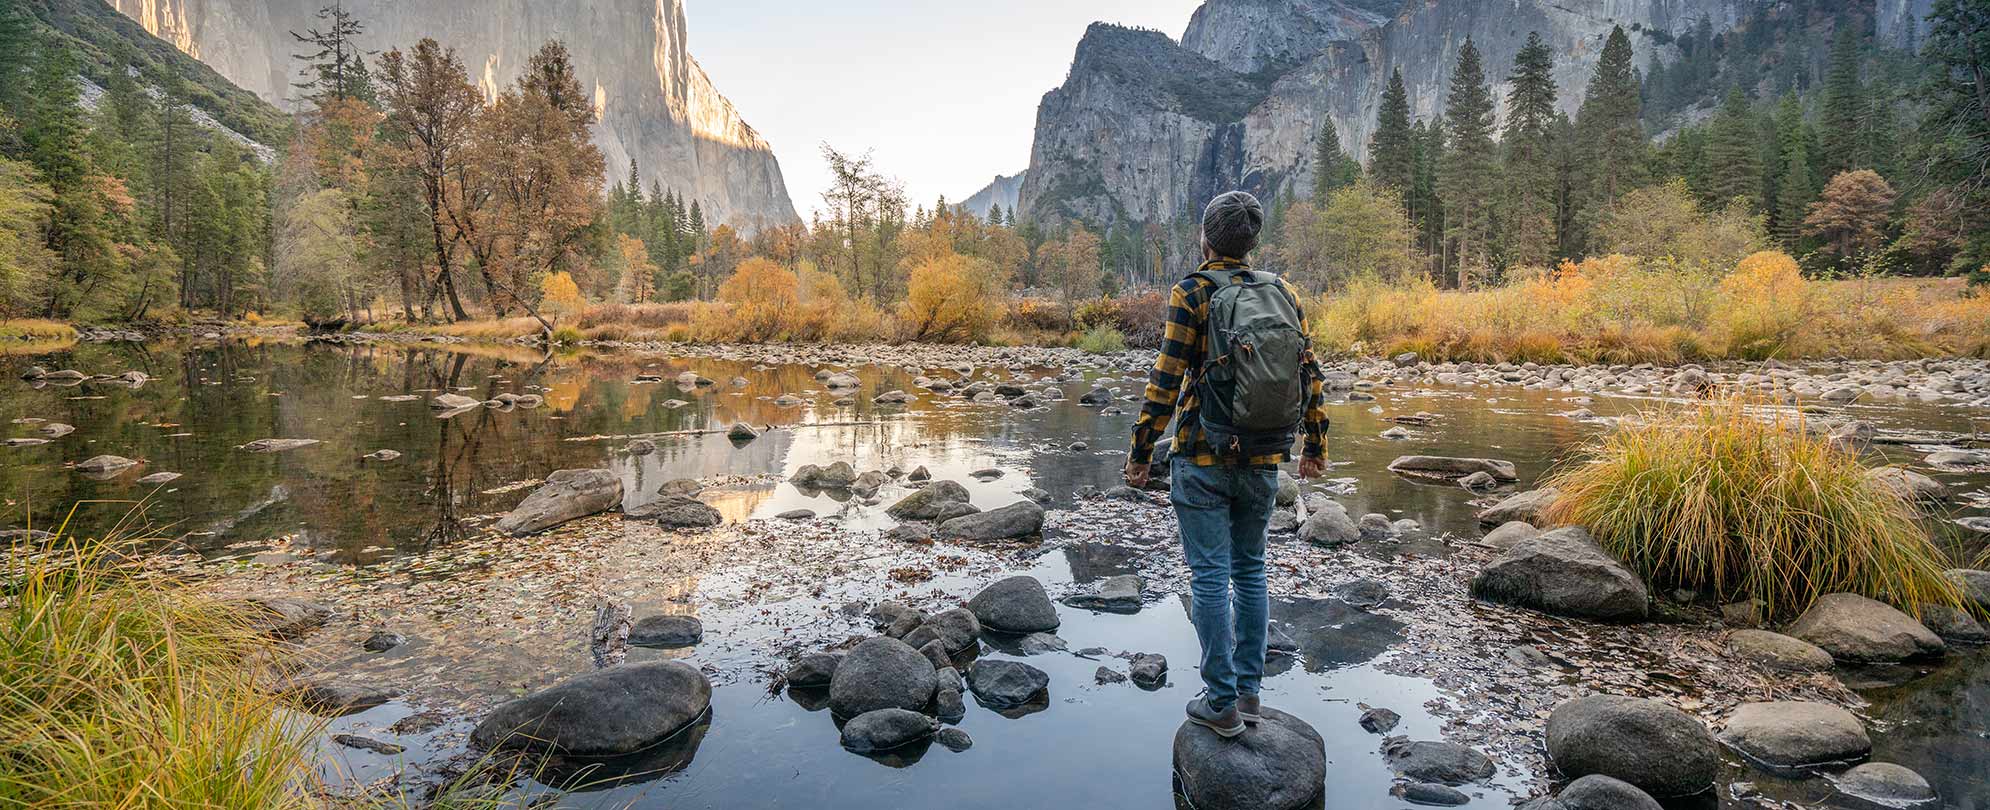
left=1019, top=0, right=1921, bottom=258
left=109, top=0, right=797, bottom=230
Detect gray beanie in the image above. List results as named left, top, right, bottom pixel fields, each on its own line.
left=1201, top=191, right=1264, bottom=259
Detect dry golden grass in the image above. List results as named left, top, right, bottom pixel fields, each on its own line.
left=1541, top=397, right=1968, bottom=620
left=0, top=318, right=78, bottom=341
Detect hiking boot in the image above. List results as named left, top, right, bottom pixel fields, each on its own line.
left=1185, top=697, right=1245, bottom=738
left=1236, top=693, right=1262, bottom=724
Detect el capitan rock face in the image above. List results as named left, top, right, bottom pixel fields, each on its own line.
left=1018, top=0, right=1925, bottom=265
left=108, top=0, right=796, bottom=230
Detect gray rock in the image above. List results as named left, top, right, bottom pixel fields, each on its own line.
left=775, top=508, right=816, bottom=520
left=625, top=439, right=656, bottom=455
left=885, top=480, right=971, bottom=520
left=1129, top=652, right=1167, bottom=687
left=939, top=500, right=1046, bottom=541
left=902, top=607, right=981, bottom=654
left=1299, top=500, right=1359, bottom=547
left=240, top=597, right=332, bottom=639
left=1393, top=782, right=1469, bottom=805
left=135, top=471, right=183, bottom=484
left=494, top=469, right=623, bottom=536
left=1359, top=706, right=1400, bottom=734
left=968, top=659, right=1049, bottom=709
left=916, top=639, right=955, bottom=671
left=471, top=661, right=711, bottom=756
left=1728, top=630, right=1835, bottom=673
left=1095, top=666, right=1128, bottom=685
left=1388, top=455, right=1518, bottom=481
left=1471, top=527, right=1650, bottom=621
left=1833, top=762, right=1936, bottom=805
left=1457, top=470, right=1497, bottom=490
left=1546, top=695, right=1720, bottom=798
left=1866, top=467, right=1948, bottom=502
left=828, top=637, right=938, bottom=718
left=1556, top=775, right=1662, bottom=810
left=968, top=576, right=1060, bottom=633
left=1916, top=604, right=1990, bottom=644
left=840, top=708, right=938, bottom=753
left=628, top=615, right=703, bottom=648
left=1334, top=578, right=1389, bottom=609
left=284, top=680, right=403, bottom=716
left=75, top=455, right=139, bottom=476
left=1787, top=593, right=1946, bottom=662
left=1016, top=632, right=1068, bottom=655
left=1064, top=574, right=1143, bottom=612
left=1719, top=701, right=1871, bottom=768
left=657, top=478, right=704, bottom=497
left=362, top=630, right=407, bottom=652
left=932, top=500, right=983, bottom=523
left=785, top=652, right=843, bottom=687
left=1476, top=488, right=1561, bottom=526
left=1381, top=739, right=1495, bottom=785
left=629, top=495, right=723, bottom=529
left=885, top=524, right=932, bottom=544
left=1948, top=569, right=1990, bottom=612
left=1482, top=521, right=1540, bottom=549
left=331, top=734, right=405, bottom=755
left=935, top=726, right=973, bottom=751
left=1172, top=707, right=1325, bottom=810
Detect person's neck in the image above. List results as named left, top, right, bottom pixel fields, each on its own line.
left=1200, top=255, right=1248, bottom=268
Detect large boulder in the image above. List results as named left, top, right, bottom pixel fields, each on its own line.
left=1786, top=593, right=1946, bottom=662
left=1916, top=604, right=1990, bottom=644
left=471, top=661, right=710, bottom=756
left=1546, top=695, right=1721, bottom=798
left=1471, top=528, right=1650, bottom=621
left=966, top=659, right=1049, bottom=710
left=1483, top=521, right=1541, bottom=550
left=839, top=708, right=938, bottom=753
left=968, top=575, right=1060, bottom=633
left=885, top=480, right=971, bottom=520
left=1719, top=701, right=1871, bottom=769
left=938, top=500, right=1046, bottom=541
left=1381, top=739, right=1495, bottom=785
left=1556, top=775, right=1663, bottom=810
left=1476, top=488, right=1561, bottom=526
left=494, top=469, right=623, bottom=536
left=1172, top=707, right=1325, bottom=810
left=1727, top=630, right=1835, bottom=673
left=828, top=636, right=937, bottom=718
left=1388, top=456, right=1518, bottom=482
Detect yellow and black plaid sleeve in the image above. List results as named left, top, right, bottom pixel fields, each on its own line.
left=1128, top=278, right=1204, bottom=465
left=1282, top=277, right=1330, bottom=460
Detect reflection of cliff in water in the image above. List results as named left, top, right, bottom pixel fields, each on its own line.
left=1860, top=647, right=1990, bottom=808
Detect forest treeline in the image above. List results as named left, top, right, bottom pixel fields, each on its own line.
left=0, top=1, right=1986, bottom=347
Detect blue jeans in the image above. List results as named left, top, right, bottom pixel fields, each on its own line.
left=1169, top=457, right=1275, bottom=712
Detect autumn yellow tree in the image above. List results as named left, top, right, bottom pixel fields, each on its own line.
left=716, top=257, right=798, bottom=341
left=900, top=252, right=1002, bottom=343
left=615, top=234, right=657, bottom=303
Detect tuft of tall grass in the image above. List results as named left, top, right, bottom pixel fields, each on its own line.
left=1541, top=397, right=1967, bottom=620
left=0, top=524, right=318, bottom=809
left=0, top=318, right=78, bottom=341
left=1074, top=325, right=1128, bottom=354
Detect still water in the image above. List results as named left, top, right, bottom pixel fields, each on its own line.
left=3, top=339, right=1987, bottom=808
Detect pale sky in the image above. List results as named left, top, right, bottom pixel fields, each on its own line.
left=688, top=0, right=1205, bottom=221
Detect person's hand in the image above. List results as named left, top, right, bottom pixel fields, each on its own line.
left=1124, top=459, right=1151, bottom=489
left=1296, top=455, right=1326, bottom=479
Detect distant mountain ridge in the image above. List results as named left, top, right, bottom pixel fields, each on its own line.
left=102, top=0, right=799, bottom=230
left=960, top=172, right=1025, bottom=219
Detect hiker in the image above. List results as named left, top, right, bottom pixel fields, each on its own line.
left=1124, top=190, right=1329, bottom=738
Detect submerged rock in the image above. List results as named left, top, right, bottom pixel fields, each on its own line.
left=135, top=471, right=182, bottom=485
left=240, top=438, right=321, bottom=453
left=1388, top=455, right=1518, bottom=481
left=284, top=679, right=403, bottom=716
left=1471, top=527, right=1649, bottom=621
left=628, top=615, right=703, bottom=648
left=1556, top=774, right=1663, bottom=810
left=1358, top=706, right=1400, bottom=734
left=785, top=652, right=843, bottom=687
left=1546, top=695, right=1720, bottom=797
left=239, top=596, right=332, bottom=639
left=1381, top=739, right=1495, bottom=785
left=967, top=659, right=1049, bottom=710
left=840, top=708, right=938, bottom=753
left=1833, top=762, right=1937, bottom=806
left=1787, top=593, right=1945, bottom=662
left=1719, top=701, right=1871, bottom=768
left=968, top=576, right=1060, bottom=633
left=430, top=393, right=480, bottom=411
left=1172, top=707, right=1325, bottom=810
left=1063, top=574, right=1143, bottom=612
left=828, top=637, right=937, bottom=718
left=75, top=455, right=139, bottom=476
left=471, top=661, right=711, bottom=756
left=494, top=469, right=623, bottom=536
left=1393, top=782, right=1469, bottom=806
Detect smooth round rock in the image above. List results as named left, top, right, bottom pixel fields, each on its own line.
left=967, top=659, right=1049, bottom=710
left=1173, top=707, right=1325, bottom=810
left=1834, top=762, right=1936, bottom=805
left=828, top=636, right=937, bottom=718
left=1719, top=701, right=1871, bottom=768
left=1787, top=593, right=1945, bottom=662
left=967, top=575, right=1060, bottom=633
left=1728, top=630, right=1835, bottom=673
left=1557, top=774, right=1662, bottom=810
left=1546, top=695, right=1720, bottom=798
left=901, top=607, right=981, bottom=653
left=471, top=661, right=710, bottom=756
left=1382, top=739, right=1495, bottom=785
left=839, top=708, right=938, bottom=753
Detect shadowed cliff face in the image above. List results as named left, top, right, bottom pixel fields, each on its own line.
left=1019, top=0, right=1922, bottom=255
left=108, top=0, right=798, bottom=231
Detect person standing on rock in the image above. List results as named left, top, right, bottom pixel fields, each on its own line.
left=1124, top=190, right=1328, bottom=738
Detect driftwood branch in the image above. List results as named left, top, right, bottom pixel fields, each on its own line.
left=563, top=421, right=882, bottom=443
left=589, top=600, right=632, bottom=669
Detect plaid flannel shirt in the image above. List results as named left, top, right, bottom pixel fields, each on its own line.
left=1128, top=258, right=1329, bottom=468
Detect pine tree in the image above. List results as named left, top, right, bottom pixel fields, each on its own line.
left=1439, top=37, right=1497, bottom=283
left=987, top=202, right=1003, bottom=226
left=1369, top=69, right=1415, bottom=194
left=1817, top=25, right=1864, bottom=177
left=1703, top=87, right=1764, bottom=210
left=1501, top=32, right=1559, bottom=267
left=1769, top=92, right=1817, bottom=246
left=290, top=2, right=374, bottom=108
left=1312, top=117, right=1358, bottom=199
left=1571, top=25, right=1648, bottom=254
left=1410, top=116, right=1445, bottom=270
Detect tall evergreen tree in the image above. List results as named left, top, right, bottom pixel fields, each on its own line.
left=1571, top=25, right=1648, bottom=254
left=1312, top=117, right=1358, bottom=199
left=1817, top=25, right=1865, bottom=177
left=1769, top=92, right=1817, bottom=246
left=1703, top=87, right=1764, bottom=209
left=1502, top=32, right=1559, bottom=267
left=290, top=3, right=373, bottom=108
left=1410, top=116, right=1445, bottom=272
left=1439, top=37, right=1497, bottom=283
left=1369, top=69, right=1415, bottom=193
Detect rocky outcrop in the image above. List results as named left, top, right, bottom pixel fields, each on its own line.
left=108, top=0, right=797, bottom=230
left=960, top=171, right=1026, bottom=218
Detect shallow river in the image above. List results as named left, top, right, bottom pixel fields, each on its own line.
left=2, top=338, right=1986, bottom=809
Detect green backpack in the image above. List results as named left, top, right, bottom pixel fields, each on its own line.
left=1194, top=269, right=1309, bottom=458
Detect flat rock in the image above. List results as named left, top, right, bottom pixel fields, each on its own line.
left=494, top=469, right=623, bottom=536
left=828, top=636, right=937, bottom=718
left=1720, top=701, right=1871, bottom=768
left=938, top=500, right=1046, bottom=541
left=1728, top=630, right=1835, bottom=673
left=1388, top=455, right=1518, bottom=481
left=1787, top=593, right=1945, bottom=662
left=135, top=471, right=182, bottom=485
left=75, top=455, right=139, bottom=476
left=1546, top=695, right=1720, bottom=798
left=839, top=708, right=938, bottom=753
left=430, top=393, right=480, bottom=410
left=967, top=659, right=1049, bottom=709
left=240, top=596, right=331, bottom=639
left=630, top=495, right=722, bottom=529
left=1476, top=488, right=1560, bottom=526
left=1865, top=467, right=1948, bottom=502
left=628, top=615, right=703, bottom=648
left=885, top=480, right=971, bottom=520
left=1063, top=574, right=1143, bottom=612
left=471, top=661, right=710, bottom=756
left=1471, top=527, right=1650, bottom=621
left=1382, top=739, right=1495, bottom=785
left=1172, top=707, right=1325, bottom=810
left=968, top=575, right=1060, bottom=633
left=1833, top=762, right=1936, bottom=805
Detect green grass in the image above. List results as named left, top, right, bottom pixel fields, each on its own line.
left=0, top=511, right=318, bottom=809
left=1541, top=397, right=1968, bottom=620
left=1074, top=325, right=1128, bottom=354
